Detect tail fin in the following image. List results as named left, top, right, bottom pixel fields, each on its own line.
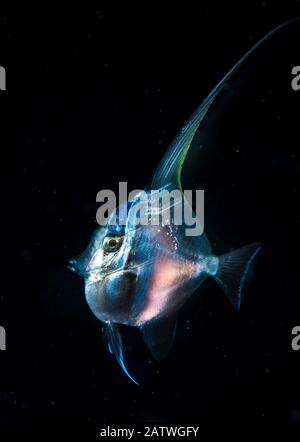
left=214, top=242, right=261, bottom=310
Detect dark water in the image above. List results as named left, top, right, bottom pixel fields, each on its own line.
left=1, top=2, right=300, bottom=438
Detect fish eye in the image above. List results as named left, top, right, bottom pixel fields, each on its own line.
left=102, top=235, right=123, bottom=253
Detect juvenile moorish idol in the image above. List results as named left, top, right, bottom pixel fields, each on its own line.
left=69, top=19, right=299, bottom=384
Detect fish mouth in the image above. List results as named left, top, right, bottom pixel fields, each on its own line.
left=68, top=259, right=82, bottom=275
left=68, top=261, right=77, bottom=273
left=68, top=257, right=88, bottom=277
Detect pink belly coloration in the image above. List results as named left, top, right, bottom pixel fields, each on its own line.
left=136, top=256, right=199, bottom=324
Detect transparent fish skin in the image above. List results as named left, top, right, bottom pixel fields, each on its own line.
left=69, top=19, right=300, bottom=383
left=72, top=194, right=215, bottom=327
left=70, top=190, right=259, bottom=387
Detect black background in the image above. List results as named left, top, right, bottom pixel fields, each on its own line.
left=1, top=1, right=300, bottom=438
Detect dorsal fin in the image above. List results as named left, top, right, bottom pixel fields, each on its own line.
left=151, top=19, right=300, bottom=191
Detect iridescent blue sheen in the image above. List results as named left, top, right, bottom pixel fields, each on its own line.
left=69, top=20, right=300, bottom=384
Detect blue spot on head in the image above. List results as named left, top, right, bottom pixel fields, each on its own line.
left=107, top=223, right=125, bottom=235
left=107, top=201, right=135, bottom=235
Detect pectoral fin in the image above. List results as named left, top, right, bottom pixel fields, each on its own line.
left=141, top=315, right=177, bottom=360
left=103, top=323, right=139, bottom=385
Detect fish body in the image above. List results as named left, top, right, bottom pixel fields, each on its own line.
left=70, top=190, right=259, bottom=384
left=75, top=201, right=216, bottom=327
left=69, top=19, right=300, bottom=384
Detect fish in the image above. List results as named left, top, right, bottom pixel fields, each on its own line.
left=69, top=19, right=299, bottom=385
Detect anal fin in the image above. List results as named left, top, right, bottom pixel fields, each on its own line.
left=141, top=315, right=177, bottom=360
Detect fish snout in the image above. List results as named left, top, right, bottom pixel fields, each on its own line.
left=68, top=257, right=87, bottom=278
